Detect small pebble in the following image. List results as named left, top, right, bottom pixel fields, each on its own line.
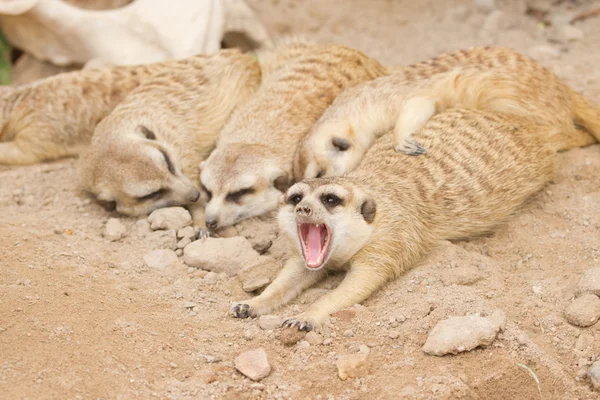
left=343, top=329, right=355, bottom=338
left=305, top=331, right=324, bottom=345
left=182, top=301, right=198, bottom=309
left=103, top=218, right=127, bottom=241
left=203, top=271, right=219, bottom=284
left=175, top=249, right=183, bottom=257
left=576, top=267, right=600, bottom=297
left=589, top=361, right=600, bottom=390
left=323, top=338, right=333, bottom=346
left=143, top=249, right=178, bottom=270
left=148, top=207, right=192, bottom=231
left=335, top=353, right=370, bottom=380
left=564, top=294, right=600, bottom=327
left=177, top=236, right=192, bottom=249
left=258, top=315, right=283, bottom=331
left=177, top=226, right=196, bottom=239
left=234, top=348, right=271, bottom=381
left=279, top=327, right=306, bottom=346
left=243, top=329, right=255, bottom=341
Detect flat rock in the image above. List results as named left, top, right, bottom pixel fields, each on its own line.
left=143, top=249, right=178, bottom=270
left=576, top=267, right=600, bottom=297
left=103, top=218, right=127, bottom=241
left=148, top=207, right=192, bottom=231
left=243, top=276, right=271, bottom=293
left=335, top=352, right=370, bottom=380
left=589, top=361, right=600, bottom=390
left=177, top=226, right=196, bottom=239
left=234, top=348, right=271, bottom=381
left=183, top=236, right=260, bottom=276
left=279, top=327, right=306, bottom=346
left=440, top=267, right=483, bottom=286
left=305, top=331, right=324, bottom=345
left=422, top=310, right=506, bottom=356
left=564, top=294, right=600, bottom=327
left=258, top=315, right=282, bottom=330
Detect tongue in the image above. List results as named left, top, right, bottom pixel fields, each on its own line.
left=306, top=225, right=323, bottom=266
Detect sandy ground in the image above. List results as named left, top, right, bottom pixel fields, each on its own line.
left=2, top=0, right=600, bottom=399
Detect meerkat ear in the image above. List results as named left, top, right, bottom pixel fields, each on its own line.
left=332, top=137, right=351, bottom=152
left=360, top=196, right=376, bottom=224
left=274, top=173, right=291, bottom=192
left=138, top=125, right=156, bottom=140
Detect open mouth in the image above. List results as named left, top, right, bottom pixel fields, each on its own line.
left=298, top=223, right=331, bottom=269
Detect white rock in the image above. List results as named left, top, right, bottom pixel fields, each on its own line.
left=335, top=352, right=369, bottom=380
left=143, top=249, right=178, bottom=270
left=564, top=294, right=600, bottom=327
left=148, top=207, right=192, bottom=231
left=422, top=310, right=506, bottom=356
left=576, top=267, right=600, bottom=297
left=258, top=315, right=282, bottom=330
left=234, top=348, right=271, bottom=381
left=177, top=226, right=196, bottom=239
left=103, top=218, right=127, bottom=241
left=177, top=236, right=192, bottom=249
left=589, top=361, right=600, bottom=390
left=183, top=236, right=260, bottom=276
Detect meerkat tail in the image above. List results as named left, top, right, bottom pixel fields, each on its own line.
left=571, top=90, right=600, bottom=143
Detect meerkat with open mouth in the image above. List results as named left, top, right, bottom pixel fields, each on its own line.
left=294, top=46, right=600, bottom=180
left=231, top=107, right=570, bottom=331
left=198, top=39, right=388, bottom=230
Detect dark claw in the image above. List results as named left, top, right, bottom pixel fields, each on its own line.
left=196, top=228, right=211, bottom=241
left=407, top=142, right=427, bottom=156
left=231, top=303, right=252, bottom=319
left=395, top=139, right=428, bottom=156
left=281, top=319, right=313, bottom=332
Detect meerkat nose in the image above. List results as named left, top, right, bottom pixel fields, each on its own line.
left=189, top=188, right=200, bottom=203
left=205, top=218, right=218, bottom=229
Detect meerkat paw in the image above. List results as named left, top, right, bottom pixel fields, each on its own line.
left=230, top=303, right=256, bottom=319
left=281, top=313, right=323, bottom=332
left=196, top=227, right=211, bottom=241
left=394, top=138, right=427, bottom=156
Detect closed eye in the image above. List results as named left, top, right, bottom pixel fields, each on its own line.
left=137, top=188, right=168, bottom=202
left=201, top=184, right=212, bottom=201
left=160, top=150, right=176, bottom=175
left=226, top=187, right=255, bottom=203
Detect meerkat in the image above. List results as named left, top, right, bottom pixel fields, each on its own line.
left=198, top=39, right=388, bottom=230
left=0, top=50, right=261, bottom=218
left=293, top=46, right=600, bottom=180
left=79, top=50, right=261, bottom=217
left=231, top=108, right=562, bottom=331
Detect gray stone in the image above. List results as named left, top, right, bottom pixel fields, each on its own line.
left=183, top=236, right=260, bottom=276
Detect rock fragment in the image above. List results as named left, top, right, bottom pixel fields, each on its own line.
left=576, top=267, right=600, bottom=297
left=305, top=331, right=324, bottom=345
left=589, top=361, right=600, bottom=390
left=422, top=310, right=506, bottom=356
left=183, top=236, right=260, bottom=276
left=148, top=207, right=192, bottom=231
left=103, top=218, right=127, bottom=241
left=234, top=348, right=271, bottom=381
left=279, top=327, right=306, bottom=346
left=258, top=315, right=282, bottom=331
left=335, top=352, right=370, bottom=380
left=177, top=226, right=196, bottom=239
left=143, top=249, right=178, bottom=270
left=440, top=266, right=483, bottom=286
left=564, top=294, right=600, bottom=327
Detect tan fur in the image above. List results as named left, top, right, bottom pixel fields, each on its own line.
left=200, top=39, right=387, bottom=229
left=232, top=108, right=560, bottom=330
left=294, top=46, right=600, bottom=180
left=79, top=50, right=261, bottom=217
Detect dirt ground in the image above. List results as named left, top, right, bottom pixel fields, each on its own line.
left=2, top=0, right=600, bottom=399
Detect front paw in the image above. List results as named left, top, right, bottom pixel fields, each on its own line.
left=394, top=138, right=427, bottom=156
left=281, top=315, right=319, bottom=332
left=230, top=303, right=256, bottom=319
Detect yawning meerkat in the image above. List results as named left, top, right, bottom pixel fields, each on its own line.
left=293, top=46, right=600, bottom=180
left=231, top=108, right=570, bottom=331
left=199, top=39, right=388, bottom=229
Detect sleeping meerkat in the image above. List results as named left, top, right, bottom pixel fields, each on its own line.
left=79, top=50, right=260, bottom=217
left=0, top=50, right=261, bottom=218
left=293, top=46, right=600, bottom=180
left=231, top=108, right=564, bottom=331
left=198, top=39, right=388, bottom=230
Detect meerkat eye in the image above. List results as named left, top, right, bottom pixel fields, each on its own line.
left=287, top=193, right=303, bottom=205
left=226, top=187, right=255, bottom=203
left=201, top=184, right=212, bottom=201
left=139, top=125, right=156, bottom=140
left=321, top=193, right=342, bottom=207
left=160, top=150, right=176, bottom=175
left=137, top=188, right=168, bottom=202
left=331, top=137, right=351, bottom=152
left=316, top=169, right=325, bottom=178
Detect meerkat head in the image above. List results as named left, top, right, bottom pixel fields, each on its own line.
left=80, top=119, right=200, bottom=216
left=278, top=178, right=377, bottom=270
left=293, top=117, right=367, bottom=181
left=200, top=143, right=290, bottom=229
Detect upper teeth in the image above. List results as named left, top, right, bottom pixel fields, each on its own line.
left=316, top=224, right=321, bottom=228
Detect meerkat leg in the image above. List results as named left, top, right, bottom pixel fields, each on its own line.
left=282, top=264, right=389, bottom=331
left=230, top=256, right=326, bottom=319
left=393, top=96, right=435, bottom=156
left=0, top=142, right=41, bottom=165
